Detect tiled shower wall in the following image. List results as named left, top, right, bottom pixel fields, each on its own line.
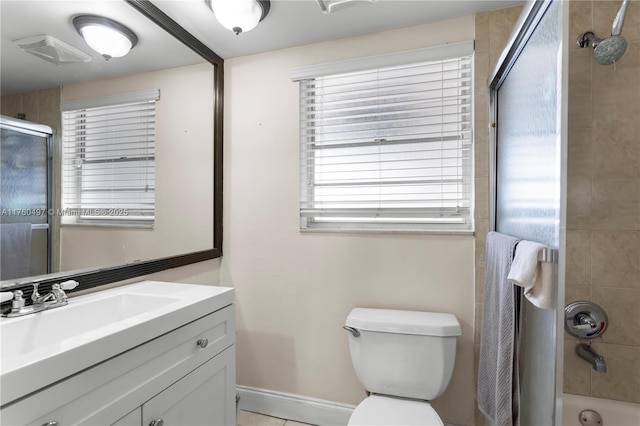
left=1, top=87, right=61, bottom=129
left=564, top=0, right=640, bottom=403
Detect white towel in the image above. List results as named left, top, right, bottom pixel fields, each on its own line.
left=508, top=241, right=554, bottom=310
left=0, top=223, right=32, bottom=280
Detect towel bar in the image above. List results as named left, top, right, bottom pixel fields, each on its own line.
left=0, top=224, right=48, bottom=229
left=0, top=223, right=47, bottom=229
left=537, top=248, right=558, bottom=263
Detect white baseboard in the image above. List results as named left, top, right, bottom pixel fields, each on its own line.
left=236, top=386, right=460, bottom=426
left=236, top=385, right=356, bottom=426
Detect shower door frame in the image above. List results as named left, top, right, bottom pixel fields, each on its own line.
left=487, top=0, right=569, bottom=424
left=0, top=115, right=54, bottom=275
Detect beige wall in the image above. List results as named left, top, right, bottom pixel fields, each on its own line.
left=564, top=0, right=640, bottom=404
left=60, top=62, right=215, bottom=272
left=222, top=16, right=477, bottom=426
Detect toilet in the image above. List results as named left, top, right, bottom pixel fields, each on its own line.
left=344, top=308, right=462, bottom=425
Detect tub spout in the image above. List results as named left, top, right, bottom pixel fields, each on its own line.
left=576, top=343, right=607, bottom=373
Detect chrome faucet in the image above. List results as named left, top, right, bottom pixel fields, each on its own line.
left=576, top=343, right=607, bottom=373
left=1, top=280, right=79, bottom=318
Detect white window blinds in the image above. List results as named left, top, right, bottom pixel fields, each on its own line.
left=295, top=43, right=473, bottom=231
left=61, top=89, right=159, bottom=225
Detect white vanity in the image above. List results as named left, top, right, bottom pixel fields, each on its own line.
left=0, top=281, right=235, bottom=426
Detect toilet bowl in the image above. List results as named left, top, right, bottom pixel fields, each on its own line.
left=348, top=395, right=442, bottom=426
left=344, top=308, right=462, bottom=426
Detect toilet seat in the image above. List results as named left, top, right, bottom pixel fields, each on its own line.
left=348, top=395, right=443, bottom=426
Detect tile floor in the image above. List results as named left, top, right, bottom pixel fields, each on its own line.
left=237, top=410, right=315, bottom=426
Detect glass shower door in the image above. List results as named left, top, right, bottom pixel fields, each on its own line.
left=0, top=117, right=53, bottom=279
left=490, top=0, right=566, bottom=424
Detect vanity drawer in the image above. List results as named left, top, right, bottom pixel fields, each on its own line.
left=1, top=304, right=235, bottom=426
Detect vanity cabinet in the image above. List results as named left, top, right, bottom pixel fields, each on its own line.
left=112, top=348, right=235, bottom=426
left=112, top=408, right=142, bottom=426
left=1, top=304, right=236, bottom=426
left=141, top=349, right=234, bottom=426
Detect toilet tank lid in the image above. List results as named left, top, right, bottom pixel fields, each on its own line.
left=346, top=308, right=462, bottom=337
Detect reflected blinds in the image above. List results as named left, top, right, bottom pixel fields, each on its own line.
left=61, top=89, right=159, bottom=225
left=296, top=45, right=473, bottom=231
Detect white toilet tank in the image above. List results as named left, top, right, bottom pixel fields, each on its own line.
left=345, top=308, right=462, bottom=401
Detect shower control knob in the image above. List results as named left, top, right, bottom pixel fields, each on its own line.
left=573, top=312, right=597, bottom=330
left=564, top=301, right=608, bottom=339
left=573, top=323, right=596, bottom=330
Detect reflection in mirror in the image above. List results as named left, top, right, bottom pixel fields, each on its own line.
left=0, top=117, right=53, bottom=280
left=0, top=0, right=216, bottom=288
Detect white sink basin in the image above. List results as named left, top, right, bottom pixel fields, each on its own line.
left=0, top=281, right=234, bottom=406
left=2, top=293, right=181, bottom=359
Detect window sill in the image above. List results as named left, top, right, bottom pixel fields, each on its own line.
left=300, top=228, right=474, bottom=236
left=61, top=222, right=154, bottom=229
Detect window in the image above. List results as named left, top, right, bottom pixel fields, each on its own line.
left=294, top=42, right=473, bottom=232
left=61, top=89, right=159, bottom=226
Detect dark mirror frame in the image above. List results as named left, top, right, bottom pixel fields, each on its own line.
left=1, top=0, right=223, bottom=303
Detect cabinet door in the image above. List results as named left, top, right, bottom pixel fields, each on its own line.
left=142, top=345, right=236, bottom=426
left=112, top=407, right=142, bottom=426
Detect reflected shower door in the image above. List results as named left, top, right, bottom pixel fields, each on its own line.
left=0, top=121, right=52, bottom=277
left=491, top=0, right=565, bottom=424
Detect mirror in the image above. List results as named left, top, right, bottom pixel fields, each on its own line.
left=0, top=0, right=222, bottom=290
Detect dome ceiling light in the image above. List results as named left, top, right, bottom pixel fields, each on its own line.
left=205, top=0, right=271, bottom=35
left=73, top=15, right=138, bottom=61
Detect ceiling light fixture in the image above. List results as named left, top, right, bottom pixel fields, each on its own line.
left=205, top=0, right=271, bottom=35
left=73, top=15, right=138, bottom=61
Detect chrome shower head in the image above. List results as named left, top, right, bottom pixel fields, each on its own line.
left=594, top=35, right=627, bottom=65
left=577, top=0, right=630, bottom=65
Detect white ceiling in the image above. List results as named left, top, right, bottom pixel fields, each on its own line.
left=1, top=0, right=525, bottom=95
left=155, top=0, right=525, bottom=59
left=0, top=1, right=201, bottom=95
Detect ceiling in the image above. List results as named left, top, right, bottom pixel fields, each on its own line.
left=1, top=0, right=525, bottom=95
left=155, top=0, right=525, bottom=58
left=0, top=1, right=201, bottom=94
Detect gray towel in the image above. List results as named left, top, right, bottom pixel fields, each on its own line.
left=0, top=223, right=32, bottom=280
left=478, top=231, right=523, bottom=426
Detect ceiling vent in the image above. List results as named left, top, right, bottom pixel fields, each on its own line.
left=316, top=0, right=375, bottom=14
left=14, top=35, right=92, bottom=65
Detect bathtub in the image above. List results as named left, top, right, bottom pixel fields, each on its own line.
left=562, top=394, right=640, bottom=426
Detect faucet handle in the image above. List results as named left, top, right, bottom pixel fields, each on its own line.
left=50, top=280, right=78, bottom=303
left=572, top=323, right=596, bottom=330
left=10, top=290, right=25, bottom=311
left=59, top=280, right=79, bottom=291
left=0, top=290, right=24, bottom=317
